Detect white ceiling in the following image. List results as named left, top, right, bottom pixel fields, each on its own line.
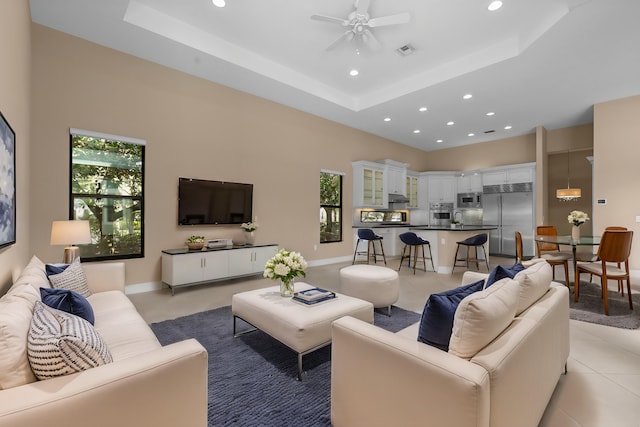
left=30, top=0, right=640, bottom=152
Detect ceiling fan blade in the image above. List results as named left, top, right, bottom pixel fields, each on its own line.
left=310, top=14, right=350, bottom=26
left=326, top=30, right=355, bottom=51
left=368, top=12, right=411, bottom=28
left=355, top=0, right=371, bottom=16
left=361, top=29, right=381, bottom=50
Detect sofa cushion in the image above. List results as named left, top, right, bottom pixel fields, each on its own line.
left=485, top=262, right=525, bottom=288
left=45, top=263, right=70, bottom=276
left=27, top=301, right=112, bottom=380
left=40, top=288, right=95, bottom=325
left=48, top=257, right=91, bottom=297
left=417, top=279, right=485, bottom=351
left=0, top=283, right=40, bottom=389
left=513, top=260, right=553, bottom=315
left=12, top=255, right=51, bottom=293
left=448, top=278, right=519, bottom=359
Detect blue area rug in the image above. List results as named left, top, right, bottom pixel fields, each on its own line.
left=150, top=305, right=420, bottom=426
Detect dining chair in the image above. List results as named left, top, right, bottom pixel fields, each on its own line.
left=575, top=230, right=633, bottom=315
left=535, top=226, right=571, bottom=287
left=580, top=226, right=628, bottom=292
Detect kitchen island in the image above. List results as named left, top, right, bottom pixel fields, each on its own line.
left=353, top=225, right=498, bottom=274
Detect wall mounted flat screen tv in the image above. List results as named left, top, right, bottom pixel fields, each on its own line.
left=178, top=178, right=253, bottom=225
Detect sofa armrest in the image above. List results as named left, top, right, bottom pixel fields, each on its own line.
left=331, top=316, right=490, bottom=427
left=82, top=262, right=125, bottom=293
left=462, top=270, right=488, bottom=286
left=0, top=339, right=208, bottom=427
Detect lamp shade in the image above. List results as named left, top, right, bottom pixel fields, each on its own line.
left=556, top=188, right=582, bottom=201
left=50, top=220, right=91, bottom=246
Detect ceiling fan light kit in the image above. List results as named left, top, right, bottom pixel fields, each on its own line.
left=311, top=0, right=411, bottom=51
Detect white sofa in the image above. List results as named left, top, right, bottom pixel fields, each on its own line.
left=331, top=263, right=570, bottom=427
left=0, top=256, right=208, bottom=427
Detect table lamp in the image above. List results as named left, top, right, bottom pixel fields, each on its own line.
left=50, top=220, right=91, bottom=263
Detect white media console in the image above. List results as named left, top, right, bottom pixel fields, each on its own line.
left=161, top=243, right=278, bottom=295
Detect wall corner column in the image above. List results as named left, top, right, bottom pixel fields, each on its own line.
left=535, top=126, right=547, bottom=227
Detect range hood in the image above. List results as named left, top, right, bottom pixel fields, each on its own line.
left=388, top=193, right=410, bottom=203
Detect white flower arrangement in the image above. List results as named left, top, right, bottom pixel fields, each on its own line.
left=568, top=210, right=589, bottom=226
left=263, top=248, right=307, bottom=284
left=241, top=222, right=258, bottom=232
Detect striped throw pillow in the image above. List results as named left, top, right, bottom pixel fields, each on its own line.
left=27, top=301, right=112, bottom=380
left=48, top=257, right=91, bottom=297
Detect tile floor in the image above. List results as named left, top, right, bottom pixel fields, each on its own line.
left=129, top=256, right=640, bottom=427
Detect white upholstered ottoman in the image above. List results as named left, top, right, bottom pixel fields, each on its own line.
left=339, top=265, right=400, bottom=316
left=231, top=283, right=373, bottom=380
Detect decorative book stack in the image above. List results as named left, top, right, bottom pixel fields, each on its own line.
left=292, top=287, right=336, bottom=305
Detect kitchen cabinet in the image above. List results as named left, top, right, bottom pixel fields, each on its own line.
left=377, top=159, right=408, bottom=196
left=456, top=174, right=482, bottom=193
left=425, top=174, right=455, bottom=203
left=353, top=161, right=385, bottom=208
left=406, top=172, right=419, bottom=208
left=161, top=244, right=278, bottom=294
left=483, top=165, right=535, bottom=187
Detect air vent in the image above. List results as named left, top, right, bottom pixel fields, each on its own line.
left=484, top=129, right=496, bottom=134
left=396, top=44, right=415, bottom=56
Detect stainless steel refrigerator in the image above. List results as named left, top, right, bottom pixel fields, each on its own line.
left=482, top=189, right=535, bottom=258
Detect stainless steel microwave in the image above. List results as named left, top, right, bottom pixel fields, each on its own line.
left=457, top=192, right=482, bottom=208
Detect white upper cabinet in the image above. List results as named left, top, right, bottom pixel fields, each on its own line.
left=482, top=164, right=535, bottom=187
left=377, top=159, right=408, bottom=196
left=353, top=161, right=385, bottom=208
left=406, top=172, right=419, bottom=208
left=456, top=174, right=483, bottom=193
left=507, top=167, right=534, bottom=184
left=482, top=170, right=508, bottom=186
left=421, top=173, right=456, bottom=203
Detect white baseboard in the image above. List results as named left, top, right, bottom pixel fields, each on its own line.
left=125, top=281, right=163, bottom=295
left=307, top=255, right=352, bottom=267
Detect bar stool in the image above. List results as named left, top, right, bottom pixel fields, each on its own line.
left=352, top=228, right=386, bottom=265
left=398, top=232, right=435, bottom=274
left=452, top=233, right=489, bottom=273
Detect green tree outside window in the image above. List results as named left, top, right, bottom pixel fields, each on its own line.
left=320, top=172, right=342, bottom=243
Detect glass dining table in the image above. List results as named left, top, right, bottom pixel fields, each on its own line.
left=533, top=235, right=601, bottom=284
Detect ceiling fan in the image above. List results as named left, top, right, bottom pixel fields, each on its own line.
left=311, top=0, right=411, bottom=51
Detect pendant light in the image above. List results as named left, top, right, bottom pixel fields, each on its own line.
left=556, top=151, right=581, bottom=201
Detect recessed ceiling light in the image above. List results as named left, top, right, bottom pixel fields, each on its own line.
left=419, top=107, right=428, bottom=112
left=349, top=69, right=359, bottom=77
left=383, top=117, right=391, bottom=122
left=447, top=121, right=455, bottom=126
left=504, top=125, right=513, bottom=130
left=486, top=112, right=495, bottom=116
left=436, top=139, right=443, bottom=143
left=212, top=0, right=226, bottom=7
left=463, top=94, right=473, bottom=100
left=488, top=1, right=503, bottom=11
left=468, top=133, right=475, bottom=137
left=413, top=130, right=421, bottom=134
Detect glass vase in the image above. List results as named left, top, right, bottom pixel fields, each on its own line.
left=280, top=279, right=294, bottom=297
left=244, top=231, right=255, bottom=245
left=572, top=225, right=580, bottom=241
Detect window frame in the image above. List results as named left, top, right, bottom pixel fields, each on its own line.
left=320, top=170, right=343, bottom=244
left=68, top=128, right=145, bottom=262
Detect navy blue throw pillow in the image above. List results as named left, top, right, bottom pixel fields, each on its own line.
left=45, top=263, right=70, bottom=277
left=417, top=279, right=485, bottom=351
left=485, top=262, right=525, bottom=288
left=40, top=287, right=95, bottom=325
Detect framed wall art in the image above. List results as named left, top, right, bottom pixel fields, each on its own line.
left=0, top=110, right=16, bottom=248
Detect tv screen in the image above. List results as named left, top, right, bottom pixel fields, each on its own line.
left=178, top=178, right=253, bottom=225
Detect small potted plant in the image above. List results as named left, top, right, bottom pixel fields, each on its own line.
left=186, top=235, right=205, bottom=250
left=450, top=219, right=461, bottom=229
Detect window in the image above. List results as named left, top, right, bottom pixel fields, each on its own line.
left=320, top=171, right=342, bottom=243
left=69, top=129, right=145, bottom=261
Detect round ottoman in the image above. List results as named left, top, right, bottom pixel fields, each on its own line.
left=339, top=265, right=400, bottom=316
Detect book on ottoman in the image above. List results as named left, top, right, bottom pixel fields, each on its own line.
left=293, top=287, right=336, bottom=305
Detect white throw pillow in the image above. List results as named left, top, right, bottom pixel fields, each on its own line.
left=28, top=301, right=112, bottom=380
left=48, top=257, right=91, bottom=297
left=448, top=278, right=519, bottom=359
left=513, top=261, right=553, bottom=315
left=0, top=284, right=40, bottom=389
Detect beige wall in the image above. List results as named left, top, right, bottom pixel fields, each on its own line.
left=593, top=95, right=640, bottom=266
left=0, top=0, right=31, bottom=293
left=29, top=25, right=432, bottom=286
